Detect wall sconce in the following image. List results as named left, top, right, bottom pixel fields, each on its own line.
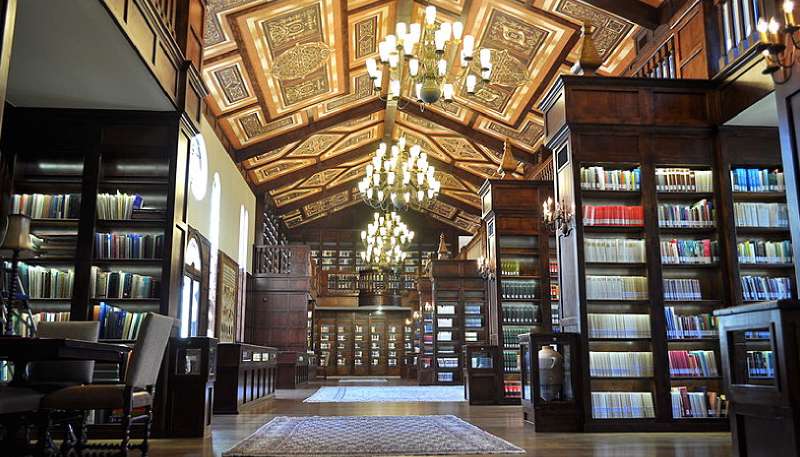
left=543, top=197, right=574, bottom=237
left=477, top=256, right=496, bottom=281
left=757, top=2, right=800, bottom=83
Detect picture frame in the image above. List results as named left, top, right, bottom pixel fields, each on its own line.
left=215, top=251, right=239, bottom=343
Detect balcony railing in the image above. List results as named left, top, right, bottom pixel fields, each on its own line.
left=634, top=38, right=678, bottom=79
left=253, top=245, right=313, bottom=277
left=148, top=0, right=177, bottom=37
left=714, top=0, right=764, bottom=71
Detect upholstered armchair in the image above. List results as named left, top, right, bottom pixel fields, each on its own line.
left=41, top=313, right=173, bottom=457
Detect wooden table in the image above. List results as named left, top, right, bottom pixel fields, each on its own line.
left=0, top=336, right=131, bottom=385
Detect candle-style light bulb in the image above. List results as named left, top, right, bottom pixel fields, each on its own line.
left=453, top=21, right=463, bottom=40
left=425, top=5, right=437, bottom=25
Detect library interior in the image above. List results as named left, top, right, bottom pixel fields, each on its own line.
left=1, top=0, right=800, bottom=456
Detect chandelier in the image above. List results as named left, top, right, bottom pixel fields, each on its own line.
left=360, top=211, right=415, bottom=268
left=357, top=137, right=441, bottom=210
left=364, top=5, right=494, bottom=108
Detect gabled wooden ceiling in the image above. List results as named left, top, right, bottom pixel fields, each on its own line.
left=202, top=0, right=650, bottom=234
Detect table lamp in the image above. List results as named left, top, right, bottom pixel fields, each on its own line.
left=1, top=214, right=35, bottom=336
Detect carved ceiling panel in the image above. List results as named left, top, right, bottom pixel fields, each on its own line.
left=203, top=0, right=650, bottom=229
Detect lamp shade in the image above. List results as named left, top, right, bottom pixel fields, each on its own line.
left=1, top=214, right=33, bottom=251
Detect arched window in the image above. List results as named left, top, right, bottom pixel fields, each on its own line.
left=238, top=205, right=249, bottom=269
left=207, top=173, right=221, bottom=337
left=181, top=237, right=202, bottom=338
left=188, top=134, right=208, bottom=201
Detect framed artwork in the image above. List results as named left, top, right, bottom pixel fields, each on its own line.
left=216, top=252, right=239, bottom=343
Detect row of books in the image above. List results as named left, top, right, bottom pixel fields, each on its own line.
left=584, top=238, right=646, bottom=263
left=90, top=268, right=159, bottom=299
left=500, top=280, right=538, bottom=300
left=587, top=313, right=651, bottom=339
left=663, top=278, right=703, bottom=301
left=670, top=387, right=727, bottom=418
left=94, top=232, right=164, bottom=259
left=499, top=260, right=532, bottom=277
left=660, top=239, right=718, bottom=265
left=5, top=311, right=71, bottom=337
left=580, top=166, right=641, bottom=191
left=657, top=200, right=715, bottom=228
left=96, top=191, right=144, bottom=220
left=737, top=240, right=792, bottom=264
left=502, top=303, right=538, bottom=325
left=668, top=350, right=719, bottom=377
left=730, top=168, right=785, bottom=192
left=589, top=351, right=653, bottom=377
left=746, top=350, right=775, bottom=378
left=29, top=233, right=77, bottom=258
left=12, top=193, right=81, bottom=219
left=92, top=302, right=146, bottom=339
left=17, top=263, right=74, bottom=299
left=655, top=168, right=713, bottom=193
left=502, top=350, right=519, bottom=373
left=585, top=275, right=648, bottom=300
left=664, top=307, right=718, bottom=339
left=591, top=392, right=656, bottom=419
left=583, top=205, right=644, bottom=227
left=741, top=276, right=792, bottom=301
left=733, top=203, right=789, bottom=228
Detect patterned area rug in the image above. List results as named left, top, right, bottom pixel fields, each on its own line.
left=223, top=415, right=525, bottom=457
left=339, top=378, right=388, bottom=383
left=303, top=386, right=465, bottom=403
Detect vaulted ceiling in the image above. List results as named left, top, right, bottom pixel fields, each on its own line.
left=202, top=0, right=652, bottom=234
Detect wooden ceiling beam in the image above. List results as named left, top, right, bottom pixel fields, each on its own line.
left=397, top=99, right=539, bottom=166
left=235, top=99, right=386, bottom=162
left=426, top=155, right=485, bottom=189
left=275, top=181, right=359, bottom=214
left=581, top=0, right=660, bottom=29
left=252, top=140, right=381, bottom=191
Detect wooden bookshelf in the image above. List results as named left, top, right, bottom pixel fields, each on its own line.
left=4, top=109, right=188, bottom=335
left=421, top=259, right=487, bottom=385
left=313, top=307, right=412, bottom=376
left=541, top=76, right=730, bottom=432
left=479, top=179, right=554, bottom=403
left=718, top=127, right=797, bottom=307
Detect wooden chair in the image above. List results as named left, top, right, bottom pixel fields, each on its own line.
left=0, top=321, right=100, bottom=456
left=41, top=313, right=173, bottom=457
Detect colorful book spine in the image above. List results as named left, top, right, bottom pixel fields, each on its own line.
left=730, top=168, right=785, bottom=192
left=668, top=350, right=719, bottom=377
left=660, top=239, right=718, bottom=264
left=663, top=279, right=703, bottom=301
left=664, top=307, right=718, bottom=339
left=583, top=205, right=644, bottom=226
left=734, top=203, right=789, bottom=228
left=658, top=200, right=715, bottom=228
left=737, top=240, right=792, bottom=264
left=655, top=168, right=713, bottom=192
left=580, top=166, right=641, bottom=191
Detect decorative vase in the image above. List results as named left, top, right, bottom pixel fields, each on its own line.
left=538, top=345, right=564, bottom=401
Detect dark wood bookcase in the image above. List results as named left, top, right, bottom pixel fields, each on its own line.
left=4, top=107, right=190, bottom=332
left=479, top=179, right=554, bottom=403
left=541, top=76, right=732, bottom=432
left=718, top=127, right=797, bottom=306
left=314, top=307, right=412, bottom=377
left=422, top=259, right=487, bottom=385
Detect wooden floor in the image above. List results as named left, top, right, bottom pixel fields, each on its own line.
left=149, top=380, right=732, bottom=457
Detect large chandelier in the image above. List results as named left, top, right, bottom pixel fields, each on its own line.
left=360, top=211, right=415, bottom=268
left=357, top=137, right=441, bottom=210
left=364, top=5, right=494, bottom=108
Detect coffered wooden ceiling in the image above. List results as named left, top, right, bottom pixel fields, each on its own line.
left=203, top=0, right=648, bottom=233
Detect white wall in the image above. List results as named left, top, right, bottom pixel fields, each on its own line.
left=187, top=116, right=256, bottom=273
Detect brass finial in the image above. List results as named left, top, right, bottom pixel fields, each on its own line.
left=571, top=21, right=602, bottom=76
left=437, top=233, right=449, bottom=260
left=498, top=138, right=518, bottom=180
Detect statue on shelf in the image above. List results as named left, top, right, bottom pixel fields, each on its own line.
left=437, top=233, right=449, bottom=260
left=571, top=21, right=602, bottom=76
left=538, top=344, right=564, bottom=401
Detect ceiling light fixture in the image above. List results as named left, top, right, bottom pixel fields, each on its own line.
left=364, top=5, right=495, bottom=109
left=357, top=137, right=441, bottom=210
left=359, top=211, right=415, bottom=268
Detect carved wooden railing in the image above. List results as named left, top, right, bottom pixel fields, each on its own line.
left=318, top=269, right=418, bottom=296
left=634, top=37, right=678, bottom=78
left=148, top=0, right=177, bottom=37
left=713, top=0, right=764, bottom=72
left=253, top=245, right=313, bottom=277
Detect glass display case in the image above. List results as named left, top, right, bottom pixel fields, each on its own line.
left=519, top=332, right=582, bottom=432
left=716, top=300, right=800, bottom=457
left=464, top=344, right=500, bottom=405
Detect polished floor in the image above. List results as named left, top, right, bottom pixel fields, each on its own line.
left=149, top=380, right=732, bottom=457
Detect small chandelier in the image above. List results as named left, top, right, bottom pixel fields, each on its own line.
left=364, top=5, right=493, bottom=108
left=360, top=211, right=415, bottom=268
left=543, top=197, right=574, bottom=237
left=357, top=137, right=441, bottom=210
